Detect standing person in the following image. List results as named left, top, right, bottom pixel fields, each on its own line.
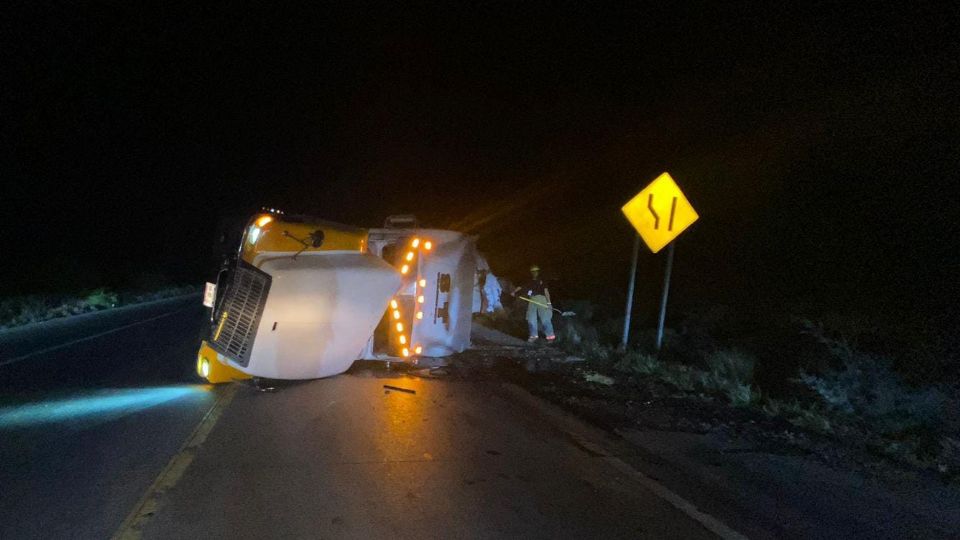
left=512, top=265, right=555, bottom=343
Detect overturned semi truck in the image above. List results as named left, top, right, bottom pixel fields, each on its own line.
left=196, top=212, right=479, bottom=383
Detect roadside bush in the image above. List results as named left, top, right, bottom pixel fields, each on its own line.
left=555, top=313, right=599, bottom=347
left=701, top=349, right=756, bottom=406
left=800, top=322, right=945, bottom=434
left=124, top=284, right=198, bottom=304
left=611, top=347, right=756, bottom=406
left=84, top=288, right=118, bottom=309
left=763, top=399, right=834, bottom=434
left=658, top=363, right=700, bottom=393
left=0, top=284, right=199, bottom=330
left=706, top=349, right=754, bottom=385
left=0, top=296, right=51, bottom=327
left=613, top=351, right=660, bottom=375
left=575, top=340, right=612, bottom=365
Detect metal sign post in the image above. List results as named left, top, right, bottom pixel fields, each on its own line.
left=655, top=242, right=675, bottom=351
left=620, top=172, right=698, bottom=350
left=620, top=234, right=642, bottom=350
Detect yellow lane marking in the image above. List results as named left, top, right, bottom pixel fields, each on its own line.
left=112, top=383, right=239, bottom=540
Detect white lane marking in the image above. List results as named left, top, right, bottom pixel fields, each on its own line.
left=601, top=454, right=749, bottom=540
left=501, top=383, right=749, bottom=540
left=0, top=307, right=195, bottom=367
left=112, top=383, right=238, bottom=540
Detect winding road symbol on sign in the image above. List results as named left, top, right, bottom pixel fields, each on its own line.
left=622, top=172, right=698, bottom=253
left=647, top=194, right=680, bottom=231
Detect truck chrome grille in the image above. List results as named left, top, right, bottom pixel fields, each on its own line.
left=211, top=262, right=270, bottom=367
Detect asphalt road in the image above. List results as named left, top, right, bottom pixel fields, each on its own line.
left=0, top=296, right=730, bottom=539
left=0, top=295, right=216, bottom=539
left=134, top=369, right=724, bottom=539
left=5, top=296, right=958, bottom=539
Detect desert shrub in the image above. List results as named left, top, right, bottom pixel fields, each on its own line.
left=706, top=349, right=754, bottom=386
left=549, top=300, right=624, bottom=363
left=555, top=314, right=599, bottom=347
left=713, top=378, right=755, bottom=407
left=658, top=363, right=699, bottom=393
left=611, top=347, right=756, bottom=405
left=126, top=284, right=199, bottom=303
left=763, top=399, right=834, bottom=434
left=577, top=340, right=612, bottom=364
left=0, top=296, right=51, bottom=327
left=700, top=349, right=757, bottom=406
left=613, top=351, right=661, bottom=375
left=0, top=284, right=198, bottom=329
left=800, top=322, right=945, bottom=434
left=83, top=288, right=118, bottom=309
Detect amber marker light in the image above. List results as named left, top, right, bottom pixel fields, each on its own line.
left=417, top=295, right=425, bottom=304
left=396, top=322, right=404, bottom=332
left=255, top=215, right=273, bottom=227
left=405, top=251, right=414, bottom=261
left=418, top=279, right=426, bottom=287
left=390, top=299, right=398, bottom=309
left=416, top=311, right=423, bottom=320
left=399, top=335, right=407, bottom=345
left=411, top=238, right=420, bottom=248
left=402, top=348, right=410, bottom=357
left=424, top=240, right=432, bottom=250
left=393, top=310, right=401, bottom=319
left=415, top=345, right=422, bottom=354
left=401, top=264, right=409, bottom=274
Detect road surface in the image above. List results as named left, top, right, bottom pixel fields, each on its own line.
left=0, top=296, right=731, bottom=539
left=0, top=296, right=214, bottom=539
left=3, top=297, right=954, bottom=539
left=134, top=369, right=732, bottom=539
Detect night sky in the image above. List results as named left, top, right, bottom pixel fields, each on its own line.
left=3, top=3, right=958, bottom=322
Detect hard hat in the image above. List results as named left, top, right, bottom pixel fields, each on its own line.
left=530, top=264, right=540, bottom=272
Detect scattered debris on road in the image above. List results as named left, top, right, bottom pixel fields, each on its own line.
left=383, top=384, right=416, bottom=394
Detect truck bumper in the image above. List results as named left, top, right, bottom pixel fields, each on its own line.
left=196, top=340, right=252, bottom=384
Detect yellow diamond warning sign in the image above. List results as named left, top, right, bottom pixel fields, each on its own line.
left=622, top=172, right=699, bottom=253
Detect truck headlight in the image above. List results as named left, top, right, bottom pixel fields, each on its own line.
left=197, top=354, right=211, bottom=379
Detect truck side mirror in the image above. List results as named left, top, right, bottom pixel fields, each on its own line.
left=309, top=230, right=325, bottom=248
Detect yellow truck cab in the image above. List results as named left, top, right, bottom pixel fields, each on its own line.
left=196, top=212, right=478, bottom=384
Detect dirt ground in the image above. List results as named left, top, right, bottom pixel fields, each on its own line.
left=456, top=324, right=957, bottom=483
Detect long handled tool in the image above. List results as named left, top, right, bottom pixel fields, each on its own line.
left=517, top=296, right=576, bottom=317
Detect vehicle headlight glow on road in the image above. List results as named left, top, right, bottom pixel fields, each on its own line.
left=0, top=387, right=206, bottom=429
